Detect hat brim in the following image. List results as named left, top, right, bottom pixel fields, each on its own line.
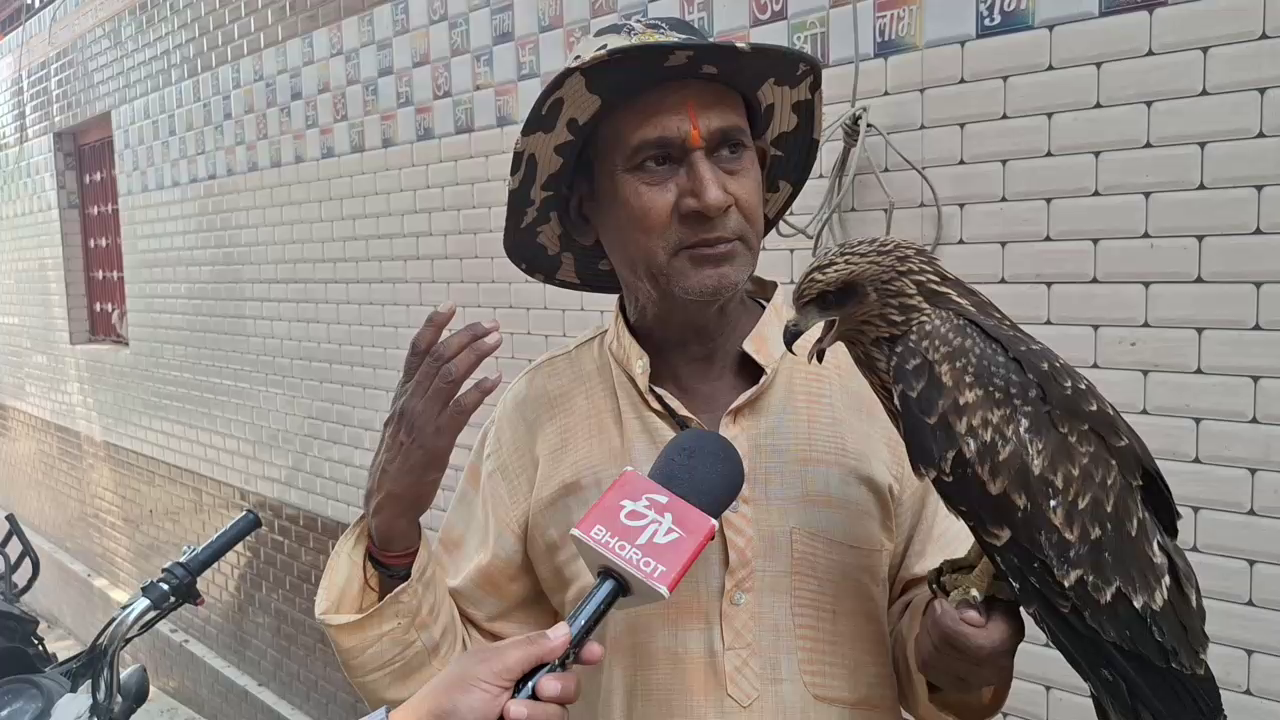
left=503, top=40, right=824, bottom=295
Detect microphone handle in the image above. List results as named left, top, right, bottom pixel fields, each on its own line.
left=509, top=568, right=629, bottom=702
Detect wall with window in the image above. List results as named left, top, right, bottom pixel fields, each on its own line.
left=1, top=0, right=1279, bottom=718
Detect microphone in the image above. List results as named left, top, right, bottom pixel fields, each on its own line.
left=510, top=427, right=746, bottom=702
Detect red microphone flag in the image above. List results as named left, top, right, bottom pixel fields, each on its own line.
left=568, top=468, right=719, bottom=610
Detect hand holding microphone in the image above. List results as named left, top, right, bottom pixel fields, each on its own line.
left=387, top=622, right=604, bottom=720
left=511, top=427, right=746, bottom=701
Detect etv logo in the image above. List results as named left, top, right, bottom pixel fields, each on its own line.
left=617, top=493, right=685, bottom=546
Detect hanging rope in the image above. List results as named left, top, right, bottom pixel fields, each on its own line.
left=775, top=8, right=944, bottom=257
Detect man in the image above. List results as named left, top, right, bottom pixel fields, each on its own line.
left=364, top=623, right=604, bottom=720
left=317, top=18, right=1022, bottom=719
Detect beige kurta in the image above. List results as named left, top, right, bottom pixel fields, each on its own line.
left=316, top=277, right=1008, bottom=720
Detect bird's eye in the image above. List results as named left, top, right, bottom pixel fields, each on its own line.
left=813, top=285, right=860, bottom=312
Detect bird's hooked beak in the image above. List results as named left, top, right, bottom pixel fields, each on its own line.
left=782, top=316, right=839, bottom=365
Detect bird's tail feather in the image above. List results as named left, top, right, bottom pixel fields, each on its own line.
left=1033, top=602, right=1226, bottom=720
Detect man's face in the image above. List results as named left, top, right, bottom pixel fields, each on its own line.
left=573, top=79, right=767, bottom=303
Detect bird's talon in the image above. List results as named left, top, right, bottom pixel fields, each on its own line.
left=927, top=566, right=948, bottom=600
left=948, top=586, right=983, bottom=608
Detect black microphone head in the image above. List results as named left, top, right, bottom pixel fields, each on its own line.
left=647, top=428, right=745, bottom=519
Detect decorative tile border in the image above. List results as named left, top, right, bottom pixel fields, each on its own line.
left=0, top=0, right=1198, bottom=209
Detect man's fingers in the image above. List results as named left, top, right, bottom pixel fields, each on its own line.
left=437, top=373, right=503, bottom=437
left=922, top=601, right=1017, bottom=689
left=920, top=627, right=990, bottom=690
left=576, top=640, right=605, bottom=666
left=402, top=303, right=456, bottom=382
left=488, top=622, right=573, bottom=682
left=535, top=671, right=580, bottom=704
left=502, top=700, right=568, bottom=720
left=930, top=602, right=986, bottom=656
left=421, top=327, right=503, bottom=414
left=409, top=319, right=499, bottom=405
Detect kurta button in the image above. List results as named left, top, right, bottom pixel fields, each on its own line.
left=731, top=591, right=747, bottom=606
left=635, top=358, right=646, bottom=374
left=729, top=500, right=740, bottom=512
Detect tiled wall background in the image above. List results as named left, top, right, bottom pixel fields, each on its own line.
left=2, top=0, right=1280, bottom=718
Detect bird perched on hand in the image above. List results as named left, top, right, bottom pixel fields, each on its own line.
left=781, top=235, right=1224, bottom=720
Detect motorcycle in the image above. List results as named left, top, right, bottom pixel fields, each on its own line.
left=0, top=509, right=263, bottom=720
left=0, top=512, right=57, bottom=680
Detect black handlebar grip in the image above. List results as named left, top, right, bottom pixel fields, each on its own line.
left=182, top=509, right=263, bottom=578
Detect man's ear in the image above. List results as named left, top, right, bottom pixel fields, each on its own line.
left=566, top=181, right=597, bottom=245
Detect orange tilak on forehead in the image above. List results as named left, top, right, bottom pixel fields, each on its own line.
left=686, top=102, right=705, bottom=150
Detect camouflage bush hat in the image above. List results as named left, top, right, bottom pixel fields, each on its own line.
left=502, top=16, right=824, bottom=295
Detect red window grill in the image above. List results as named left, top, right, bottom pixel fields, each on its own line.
left=76, top=137, right=128, bottom=343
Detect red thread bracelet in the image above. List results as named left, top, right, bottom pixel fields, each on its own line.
left=368, top=540, right=419, bottom=568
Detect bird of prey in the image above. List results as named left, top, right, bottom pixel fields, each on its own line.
left=781, top=235, right=1224, bottom=720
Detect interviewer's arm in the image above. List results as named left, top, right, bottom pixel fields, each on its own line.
left=317, top=420, right=559, bottom=711
left=353, top=623, right=605, bottom=720
left=886, top=452, right=1013, bottom=720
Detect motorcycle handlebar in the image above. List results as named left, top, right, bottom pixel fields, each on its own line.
left=180, top=510, right=263, bottom=578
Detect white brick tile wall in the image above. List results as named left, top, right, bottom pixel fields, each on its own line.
left=1190, top=549, right=1254, bottom=599
left=1263, top=285, right=1280, bottom=328
left=1202, top=330, right=1280, bottom=376
left=1005, top=66, right=1098, bottom=117
left=1004, top=678, right=1047, bottom=720
left=1048, top=194, right=1146, bottom=239
left=963, top=116, right=1051, bottom=162
left=1049, top=283, right=1146, bottom=325
left=1148, top=373, right=1257, bottom=420
left=1206, top=38, right=1280, bottom=91
left=1095, top=237, right=1201, bottom=281
left=1096, top=145, right=1203, bottom=194
left=922, top=79, right=1005, bottom=126
left=1264, top=187, right=1280, bottom=231
left=963, top=28, right=1051, bottom=81
left=1151, top=0, right=1266, bottom=53
left=1125, top=412, right=1198, bottom=460
left=962, top=200, right=1049, bottom=242
left=1081, top=367, right=1146, bottom=411
left=1265, top=88, right=1280, bottom=135
left=1035, top=0, right=1098, bottom=27
left=1005, top=155, right=1097, bottom=199
left=1147, top=283, right=1260, bottom=328
left=1259, top=381, right=1280, bottom=422
left=1148, top=188, right=1260, bottom=236
left=1099, top=50, right=1206, bottom=105
left=924, top=162, right=1004, bottom=204
left=1212, top=644, right=1253, bottom=691
left=884, top=127, right=962, bottom=170
left=1202, top=236, right=1280, bottom=280
left=1051, top=11, right=1151, bottom=68
left=1096, top=327, right=1201, bottom=371
left=1050, top=104, right=1149, bottom=154
left=860, top=91, right=922, bottom=132
left=974, top=283, right=1049, bottom=323
left=1026, top=324, right=1097, bottom=366
left=0, top=3, right=1275, bottom=713
left=1150, top=91, right=1264, bottom=144
left=1254, top=471, right=1280, bottom=515
left=936, top=244, right=1003, bottom=282
left=1204, top=138, right=1280, bottom=187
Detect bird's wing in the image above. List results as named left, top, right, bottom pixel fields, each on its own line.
left=918, top=278, right=1181, bottom=539
left=888, top=310, right=1210, bottom=675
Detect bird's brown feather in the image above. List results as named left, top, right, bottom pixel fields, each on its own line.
left=791, top=236, right=1223, bottom=720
